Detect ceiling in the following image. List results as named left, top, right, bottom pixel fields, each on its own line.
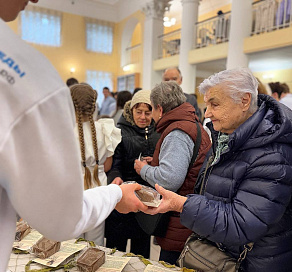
left=35, top=0, right=232, bottom=23
left=32, top=0, right=292, bottom=74
left=91, top=0, right=119, bottom=4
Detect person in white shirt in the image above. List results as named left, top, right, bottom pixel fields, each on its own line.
left=279, top=83, right=292, bottom=110
left=70, top=83, right=122, bottom=245
left=280, top=92, right=292, bottom=109
left=0, top=1, right=146, bottom=270
left=269, top=81, right=292, bottom=110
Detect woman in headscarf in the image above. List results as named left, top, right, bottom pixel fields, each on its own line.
left=105, top=90, right=160, bottom=258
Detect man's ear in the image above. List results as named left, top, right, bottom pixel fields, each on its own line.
left=179, top=76, right=183, bottom=85
left=242, top=93, right=252, bottom=112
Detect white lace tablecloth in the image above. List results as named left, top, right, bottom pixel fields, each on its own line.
left=8, top=246, right=181, bottom=272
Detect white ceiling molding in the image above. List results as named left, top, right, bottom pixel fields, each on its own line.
left=91, top=0, right=119, bottom=4
left=115, top=0, right=151, bottom=22
left=199, top=0, right=231, bottom=16
left=249, top=46, right=292, bottom=72
left=28, top=0, right=233, bottom=23
left=30, top=0, right=118, bottom=21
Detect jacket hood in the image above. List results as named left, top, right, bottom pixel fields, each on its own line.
left=123, top=100, right=135, bottom=126
left=229, top=94, right=292, bottom=151
left=117, top=100, right=156, bottom=133
left=156, top=102, right=199, bottom=133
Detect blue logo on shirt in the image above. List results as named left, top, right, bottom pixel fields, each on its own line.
left=0, top=50, right=26, bottom=78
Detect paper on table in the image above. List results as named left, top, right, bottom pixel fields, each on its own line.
left=144, top=264, right=177, bottom=272
left=13, top=230, right=42, bottom=251
left=98, top=255, right=131, bottom=272
left=33, top=240, right=86, bottom=267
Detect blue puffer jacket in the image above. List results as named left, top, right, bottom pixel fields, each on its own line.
left=181, top=95, right=292, bottom=272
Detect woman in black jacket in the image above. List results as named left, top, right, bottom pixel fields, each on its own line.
left=105, top=90, right=160, bottom=258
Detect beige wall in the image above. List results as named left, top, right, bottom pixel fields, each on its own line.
left=131, top=23, right=142, bottom=46
left=7, top=12, right=120, bottom=91
left=254, top=68, right=292, bottom=92
left=198, top=4, right=232, bottom=22
left=6, top=4, right=292, bottom=95
left=116, top=11, right=144, bottom=86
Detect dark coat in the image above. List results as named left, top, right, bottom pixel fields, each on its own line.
left=184, top=93, right=202, bottom=121
left=181, top=95, right=292, bottom=272
left=105, top=102, right=160, bottom=257
left=107, top=101, right=160, bottom=185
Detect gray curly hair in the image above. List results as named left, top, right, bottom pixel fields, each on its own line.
left=150, top=81, right=186, bottom=113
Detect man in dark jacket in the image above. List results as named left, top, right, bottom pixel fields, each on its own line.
left=144, top=67, right=292, bottom=272
left=163, top=67, right=202, bottom=121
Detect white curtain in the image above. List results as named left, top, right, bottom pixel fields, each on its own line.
left=20, top=6, right=61, bottom=46
left=86, top=70, right=113, bottom=108
left=86, top=18, right=114, bottom=54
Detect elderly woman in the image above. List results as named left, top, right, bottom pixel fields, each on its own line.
left=105, top=90, right=160, bottom=258
left=134, top=81, right=211, bottom=264
left=144, top=68, right=292, bottom=271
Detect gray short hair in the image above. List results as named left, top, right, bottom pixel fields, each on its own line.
left=151, top=81, right=186, bottom=113
left=199, top=67, right=258, bottom=114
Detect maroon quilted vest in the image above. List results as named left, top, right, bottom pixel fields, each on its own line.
left=152, top=103, right=211, bottom=252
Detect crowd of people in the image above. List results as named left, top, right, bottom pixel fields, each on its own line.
left=1, top=1, right=292, bottom=272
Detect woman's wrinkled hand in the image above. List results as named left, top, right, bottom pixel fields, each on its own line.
left=115, top=183, right=148, bottom=214
left=134, top=159, right=148, bottom=175
left=143, top=184, right=187, bottom=214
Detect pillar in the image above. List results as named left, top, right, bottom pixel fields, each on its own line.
left=142, top=0, right=171, bottom=90
left=226, top=0, right=253, bottom=69
left=179, top=0, right=200, bottom=94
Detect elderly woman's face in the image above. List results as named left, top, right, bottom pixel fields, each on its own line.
left=132, top=103, right=152, bottom=128
left=204, top=86, right=251, bottom=134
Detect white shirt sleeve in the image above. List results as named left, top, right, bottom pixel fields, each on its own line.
left=1, top=87, right=122, bottom=241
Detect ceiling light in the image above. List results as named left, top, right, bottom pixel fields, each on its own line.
left=163, top=16, right=176, bottom=27
left=123, top=65, right=131, bottom=72
left=262, top=74, right=274, bottom=80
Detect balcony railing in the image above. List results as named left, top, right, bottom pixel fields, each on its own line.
left=156, top=1, right=291, bottom=58
left=158, top=29, right=181, bottom=59
left=252, top=0, right=291, bottom=35
left=125, top=43, right=141, bottom=65
left=195, top=12, right=231, bottom=48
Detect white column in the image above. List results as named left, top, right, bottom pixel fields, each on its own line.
left=226, top=0, right=253, bottom=69
left=179, top=0, right=200, bottom=94
left=142, top=0, right=170, bottom=90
